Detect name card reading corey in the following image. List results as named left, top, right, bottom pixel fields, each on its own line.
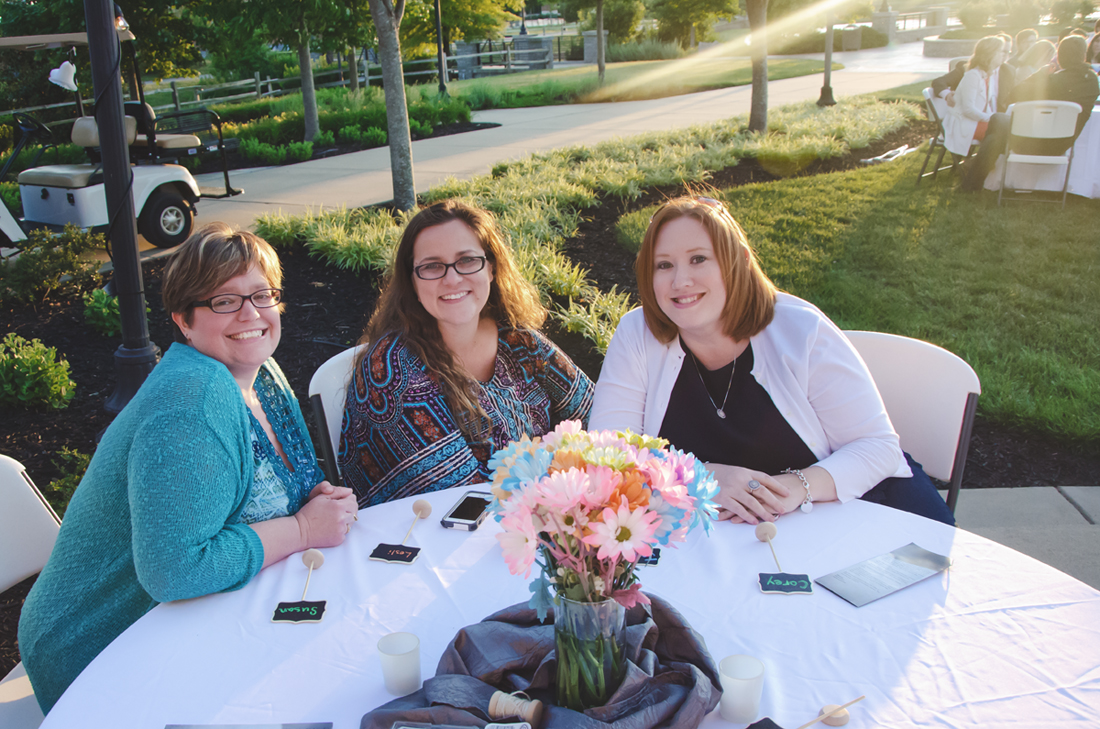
left=758, top=572, right=813, bottom=595
left=370, top=543, right=421, bottom=564
left=272, top=600, right=326, bottom=623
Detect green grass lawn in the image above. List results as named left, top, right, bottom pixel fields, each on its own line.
left=617, top=152, right=1100, bottom=442
left=448, top=58, right=834, bottom=106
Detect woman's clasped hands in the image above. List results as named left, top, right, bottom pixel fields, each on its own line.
left=295, top=481, right=358, bottom=548
left=707, top=464, right=792, bottom=524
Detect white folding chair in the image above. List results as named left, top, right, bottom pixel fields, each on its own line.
left=843, top=332, right=981, bottom=514
left=308, top=344, right=367, bottom=485
left=0, top=454, right=61, bottom=729
left=917, top=87, right=979, bottom=183
left=998, top=100, right=1082, bottom=208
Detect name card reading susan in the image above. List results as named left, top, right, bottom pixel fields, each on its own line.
left=370, top=543, right=421, bottom=564
left=272, top=600, right=327, bottom=623
left=758, top=572, right=813, bottom=595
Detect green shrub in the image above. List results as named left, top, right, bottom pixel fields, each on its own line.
left=46, top=447, right=91, bottom=516
left=0, top=333, right=76, bottom=409
left=286, top=141, right=314, bottom=162
left=409, top=118, right=429, bottom=138
left=338, top=125, right=364, bottom=143
left=362, top=127, right=387, bottom=146
left=0, top=225, right=101, bottom=303
left=240, top=137, right=287, bottom=165
left=0, top=123, right=12, bottom=155
left=83, top=288, right=122, bottom=336
left=607, top=40, right=685, bottom=62
left=1, top=181, right=22, bottom=217
left=314, top=129, right=335, bottom=146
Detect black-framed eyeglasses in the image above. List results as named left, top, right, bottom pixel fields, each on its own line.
left=192, top=288, right=283, bottom=314
left=414, top=256, right=488, bottom=281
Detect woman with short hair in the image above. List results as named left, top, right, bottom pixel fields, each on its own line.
left=339, top=200, right=593, bottom=507
left=590, top=196, right=954, bottom=526
left=18, top=223, right=357, bottom=714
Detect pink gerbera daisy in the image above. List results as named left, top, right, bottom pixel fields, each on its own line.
left=581, top=499, right=659, bottom=562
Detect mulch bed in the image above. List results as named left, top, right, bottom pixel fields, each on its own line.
left=3, top=117, right=1098, bottom=679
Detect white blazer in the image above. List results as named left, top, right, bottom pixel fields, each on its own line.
left=944, top=67, right=999, bottom=156
left=590, top=294, right=910, bottom=502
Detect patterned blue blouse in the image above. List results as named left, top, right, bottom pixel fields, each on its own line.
left=239, top=365, right=324, bottom=523
left=338, top=326, right=594, bottom=507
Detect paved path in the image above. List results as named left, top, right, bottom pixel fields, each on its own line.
left=152, top=42, right=1100, bottom=590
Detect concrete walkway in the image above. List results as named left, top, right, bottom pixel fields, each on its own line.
left=147, top=41, right=1100, bottom=591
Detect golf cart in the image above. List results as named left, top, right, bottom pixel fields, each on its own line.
left=0, top=27, right=242, bottom=250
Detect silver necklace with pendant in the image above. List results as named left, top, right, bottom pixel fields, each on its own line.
left=688, top=349, right=736, bottom=420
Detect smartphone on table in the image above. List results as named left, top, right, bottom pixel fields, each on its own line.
left=440, top=490, right=493, bottom=531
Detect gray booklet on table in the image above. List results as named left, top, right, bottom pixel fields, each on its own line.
left=815, top=542, right=951, bottom=607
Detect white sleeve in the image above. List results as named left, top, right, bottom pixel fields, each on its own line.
left=590, top=310, right=648, bottom=433
left=803, top=320, right=908, bottom=501
left=956, top=71, right=992, bottom=122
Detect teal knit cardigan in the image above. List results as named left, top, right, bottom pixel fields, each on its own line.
left=18, top=343, right=321, bottom=713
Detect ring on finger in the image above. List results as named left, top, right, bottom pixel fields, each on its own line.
left=748, top=479, right=761, bottom=492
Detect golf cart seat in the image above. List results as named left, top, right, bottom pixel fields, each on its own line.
left=69, top=115, right=138, bottom=148
left=16, top=164, right=103, bottom=188
left=124, top=102, right=202, bottom=160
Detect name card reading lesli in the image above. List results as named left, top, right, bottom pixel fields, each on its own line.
left=758, top=572, right=813, bottom=595
left=272, top=601, right=327, bottom=623
left=370, top=543, right=421, bottom=564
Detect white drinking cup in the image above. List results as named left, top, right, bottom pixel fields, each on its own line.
left=718, top=654, right=765, bottom=723
left=377, top=632, right=421, bottom=696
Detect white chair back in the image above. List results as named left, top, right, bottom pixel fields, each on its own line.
left=844, top=332, right=981, bottom=512
left=0, top=454, right=58, bottom=729
left=923, top=87, right=948, bottom=126
left=308, top=344, right=367, bottom=484
left=1008, top=100, right=1081, bottom=138
left=0, top=454, right=60, bottom=594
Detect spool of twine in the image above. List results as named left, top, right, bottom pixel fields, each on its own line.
left=489, top=690, right=544, bottom=727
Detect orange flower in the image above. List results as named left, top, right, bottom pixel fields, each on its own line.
left=610, top=469, right=650, bottom=509
left=549, top=449, right=587, bottom=473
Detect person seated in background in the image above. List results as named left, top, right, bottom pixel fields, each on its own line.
left=1007, top=28, right=1039, bottom=68
left=18, top=224, right=357, bottom=714
left=339, top=200, right=594, bottom=507
left=933, top=34, right=1016, bottom=110
left=1086, top=23, right=1100, bottom=64
left=958, top=35, right=1099, bottom=191
left=590, top=196, right=955, bottom=527
left=1013, top=39, right=1056, bottom=80
left=945, top=36, right=1009, bottom=186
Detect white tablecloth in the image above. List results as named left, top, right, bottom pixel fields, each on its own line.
left=985, top=105, right=1100, bottom=198
left=41, top=490, right=1100, bottom=729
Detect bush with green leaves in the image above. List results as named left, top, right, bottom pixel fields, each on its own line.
left=286, top=141, right=314, bottom=162
left=607, top=40, right=685, bottom=62
left=0, top=333, right=76, bottom=409
left=0, top=225, right=102, bottom=303
left=363, top=127, right=387, bottom=146
left=314, top=129, right=335, bottom=146
left=240, top=138, right=313, bottom=165
left=1, top=181, right=21, bottom=217
left=83, top=288, right=122, bottom=336
left=45, top=447, right=91, bottom=516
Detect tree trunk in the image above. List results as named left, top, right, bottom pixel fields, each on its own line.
left=596, top=0, right=605, bottom=84
left=349, top=46, right=360, bottom=92
left=298, top=30, right=320, bottom=141
left=369, top=0, right=417, bottom=212
left=747, top=0, right=769, bottom=133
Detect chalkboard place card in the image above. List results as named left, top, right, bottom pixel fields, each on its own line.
left=637, top=547, right=661, bottom=566
left=745, top=719, right=783, bottom=729
left=272, top=600, right=326, bottom=623
left=758, top=572, right=813, bottom=595
left=370, top=543, right=421, bottom=564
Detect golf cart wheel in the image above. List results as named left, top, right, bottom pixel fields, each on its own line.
left=140, top=190, right=193, bottom=249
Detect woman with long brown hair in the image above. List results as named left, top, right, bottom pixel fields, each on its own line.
left=338, top=200, right=593, bottom=506
left=590, top=196, right=954, bottom=525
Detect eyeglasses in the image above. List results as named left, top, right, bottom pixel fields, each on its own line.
left=414, top=256, right=488, bottom=281
left=192, top=288, right=283, bottom=314
left=695, top=196, right=727, bottom=210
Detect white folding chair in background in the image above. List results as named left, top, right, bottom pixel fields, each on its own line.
left=308, top=344, right=367, bottom=485
left=0, top=454, right=61, bottom=729
left=917, top=87, right=979, bottom=183
left=998, top=100, right=1082, bottom=208
left=844, top=332, right=981, bottom=514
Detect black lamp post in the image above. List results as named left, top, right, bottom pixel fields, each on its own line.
left=84, top=0, right=159, bottom=414
left=434, top=0, right=448, bottom=97
left=818, top=12, right=836, bottom=107
left=520, top=9, right=528, bottom=35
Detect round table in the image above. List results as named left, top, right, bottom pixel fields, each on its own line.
left=42, top=489, right=1100, bottom=729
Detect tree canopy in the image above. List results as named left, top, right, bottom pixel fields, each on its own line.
left=651, top=0, right=739, bottom=47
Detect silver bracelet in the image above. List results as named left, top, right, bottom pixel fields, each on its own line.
left=783, top=468, right=813, bottom=513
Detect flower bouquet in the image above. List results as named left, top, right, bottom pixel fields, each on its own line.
left=488, top=421, right=719, bottom=710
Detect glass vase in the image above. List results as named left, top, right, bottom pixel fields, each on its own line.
left=554, top=596, right=627, bottom=711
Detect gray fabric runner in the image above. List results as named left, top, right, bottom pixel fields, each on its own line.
left=361, top=594, right=722, bottom=729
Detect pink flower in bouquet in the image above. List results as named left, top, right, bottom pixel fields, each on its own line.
left=583, top=499, right=659, bottom=562
left=496, top=510, right=539, bottom=579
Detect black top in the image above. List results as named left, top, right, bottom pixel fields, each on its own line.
left=658, top=341, right=816, bottom=475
